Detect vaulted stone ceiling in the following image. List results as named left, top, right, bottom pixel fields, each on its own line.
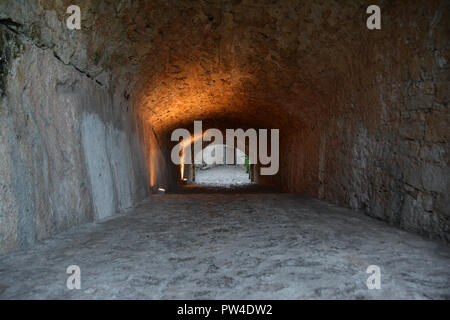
left=4, top=0, right=446, bottom=137
left=1, top=0, right=394, bottom=134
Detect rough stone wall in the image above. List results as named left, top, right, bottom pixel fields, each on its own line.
left=0, top=26, right=149, bottom=253
left=323, top=1, right=449, bottom=242
left=143, top=124, right=174, bottom=193
left=279, top=1, right=449, bottom=242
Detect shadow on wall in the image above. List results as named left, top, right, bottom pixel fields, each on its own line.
left=0, top=32, right=149, bottom=254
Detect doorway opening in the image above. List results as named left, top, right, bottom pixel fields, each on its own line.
left=193, top=144, right=252, bottom=186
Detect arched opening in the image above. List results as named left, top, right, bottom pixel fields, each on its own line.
left=193, top=144, right=251, bottom=186
left=167, top=126, right=276, bottom=193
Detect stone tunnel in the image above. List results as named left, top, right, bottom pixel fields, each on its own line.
left=0, top=0, right=449, bottom=299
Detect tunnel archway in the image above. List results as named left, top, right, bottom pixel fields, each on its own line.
left=192, top=144, right=251, bottom=186
left=166, top=125, right=273, bottom=193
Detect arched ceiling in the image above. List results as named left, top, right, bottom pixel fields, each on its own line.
left=5, top=0, right=392, bottom=135
left=132, top=0, right=373, bottom=135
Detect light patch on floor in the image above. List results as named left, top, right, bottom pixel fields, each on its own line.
left=195, top=165, right=251, bottom=186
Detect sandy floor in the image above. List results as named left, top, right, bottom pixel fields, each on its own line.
left=0, top=193, right=449, bottom=299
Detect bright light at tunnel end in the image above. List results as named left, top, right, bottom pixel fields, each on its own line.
left=171, top=120, right=279, bottom=176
